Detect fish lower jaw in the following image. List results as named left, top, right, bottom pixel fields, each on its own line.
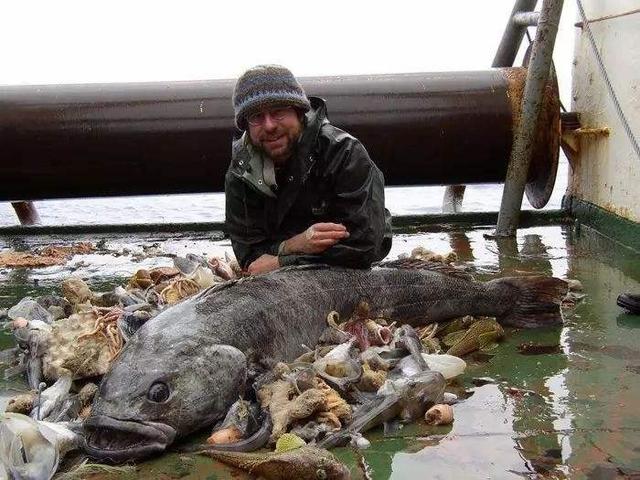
left=83, top=415, right=176, bottom=463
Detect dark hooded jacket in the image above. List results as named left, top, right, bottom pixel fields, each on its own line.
left=225, top=97, right=392, bottom=269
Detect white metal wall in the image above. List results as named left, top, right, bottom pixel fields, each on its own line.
left=569, top=1, right=640, bottom=221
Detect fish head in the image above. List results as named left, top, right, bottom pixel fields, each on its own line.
left=84, top=338, right=247, bottom=463
left=301, top=448, right=351, bottom=480
left=399, top=370, right=447, bottom=421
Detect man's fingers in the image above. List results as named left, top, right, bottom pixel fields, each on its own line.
left=312, top=223, right=347, bottom=232
left=313, top=238, right=340, bottom=247
left=311, top=230, right=349, bottom=241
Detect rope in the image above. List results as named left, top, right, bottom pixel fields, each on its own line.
left=575, top=7, right=640, bottom=27
left=576, top=0, right=640, bottom=161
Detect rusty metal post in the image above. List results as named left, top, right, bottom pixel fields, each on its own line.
left=495, top=0, right=563, bottom=236
left=443, top=0, right=539, bottom=213
left=11, top=201, right=41, bottom=225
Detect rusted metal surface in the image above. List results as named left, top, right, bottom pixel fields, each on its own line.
left=10, top=202, right=41, bottom=225
left=496, top=0, right=564, bottom=236
left=503, top=67, right=561, bottom=209
left=442, top=0, right=540, bottom=213
left=0, top=69, right=559, bottom=201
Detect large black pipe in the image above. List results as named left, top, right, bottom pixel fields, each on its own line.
left=0, top=69, right=558, bottom=201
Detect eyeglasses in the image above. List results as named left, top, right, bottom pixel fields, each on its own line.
left=247, top=107, right=295, bottom=126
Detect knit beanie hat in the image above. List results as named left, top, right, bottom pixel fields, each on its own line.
left=233, top=65, right=311, bottom=130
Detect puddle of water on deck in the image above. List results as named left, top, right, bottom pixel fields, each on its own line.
left=1, top=224, right=640, bottom=479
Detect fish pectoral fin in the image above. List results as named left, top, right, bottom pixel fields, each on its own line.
left=376, top=259, right=472, bottom=280
left=383, top=419, right=402, bottom=436
left=478, top=341, right=500, bottom=352
left=442, top=330, right=466, bottom=347
left=477, top=332, right=499, bottom=350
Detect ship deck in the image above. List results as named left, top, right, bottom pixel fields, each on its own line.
left=1, top=220, right=639, bottom=479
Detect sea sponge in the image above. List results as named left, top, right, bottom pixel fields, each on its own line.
left=316, top=378, right=351, bottom=426
left=62, top=276, right=93, bottom=305
left=42, top=311, right=113, bottom=380
left=5, top=391, right=37, bottom=414
left=275, top=433, right=306, bottom=453
left=356, top=363, right=387, bottom=392
left=425, top=404, right=454, bottom=425
left=258, top=380, right=326, bottom=442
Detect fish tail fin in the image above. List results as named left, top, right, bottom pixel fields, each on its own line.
left=491, top=276, right=568, bottom=328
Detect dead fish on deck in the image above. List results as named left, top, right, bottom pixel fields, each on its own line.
left=395, top=325, right=429, bottom=371
left=84, top=260, right=566, bottom=462
left=320, top=369, right=446, bottom=448
left=200, top=443, right=350, bottom=480
left=30, top=374, right=72, bottom=420
left=0, top=412, right=82, bottom=480
left=4, top=320, right=52, bottom=390
left=207, top=398, right=261, bottom=445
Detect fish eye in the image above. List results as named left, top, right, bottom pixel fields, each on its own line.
left=316, top=469, right=327, bottom=480
left=147, top=382, right=170, bottom=403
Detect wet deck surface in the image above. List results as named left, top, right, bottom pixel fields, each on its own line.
left=1, top=223, right=640, bottom=479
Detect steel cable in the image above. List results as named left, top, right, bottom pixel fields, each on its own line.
left=576, top=0, right=640, bottom=161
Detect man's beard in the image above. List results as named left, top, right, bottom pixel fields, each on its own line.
left=254, top=128, right=301, bottom=165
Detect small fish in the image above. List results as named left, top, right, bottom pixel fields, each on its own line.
left=395, top=325, right=429, bottom=371
left=31, top=375, right=73, bottom=421
left=445, top=318, right=504, bottom=357
left=314, top=358, right=362, bottom=396
left=319, top=370, right=445, bottom=448
left=215, top=398, right=261, bottom=439
left=202, top=445, right=351, bottom=480
left=209, top=257, right=236, bottom=281
left=117, top=310, right=152, bottom=341
left=0, top=412, right=81, bottom=480
left=10, top=321, right=52, bottom=390
left=8, top=298, right=53, bottom=324
left=182, top=412, right=272, bottom=454
left=45, top=383, right=98, bottom=422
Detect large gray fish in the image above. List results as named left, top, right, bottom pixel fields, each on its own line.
left=84, top=262, right=567, bottom=462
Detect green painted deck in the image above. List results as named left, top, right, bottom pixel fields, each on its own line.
left=1, top=221, right=639, bottom=479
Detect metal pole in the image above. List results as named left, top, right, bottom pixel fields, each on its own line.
left=442, top=185, right=466, bottom=213
left=493, top=0, right=539, bottom=67
left=495, top=0, right=564, bottom=236
left=11, top=201, right=41, bottom=225
left=443, top=0, right=538, bottom=213
left=512, top=11, right=541, bottom=26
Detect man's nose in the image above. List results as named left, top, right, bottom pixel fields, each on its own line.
left=262, top=113, right=278, bottom=131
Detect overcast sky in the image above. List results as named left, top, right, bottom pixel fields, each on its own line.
left=1, top=0, right=577, bottom=102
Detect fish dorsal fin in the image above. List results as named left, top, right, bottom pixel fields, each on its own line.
left=194, top=264, right=330, bottom=300
left=276, top=264, right=331, bottom=273
left=194, top=277, right=243, bottom=299
left=376, top=258, right=472, bottom=280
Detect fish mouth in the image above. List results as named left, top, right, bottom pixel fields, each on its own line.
left=83, top=415, right=177, bottom=463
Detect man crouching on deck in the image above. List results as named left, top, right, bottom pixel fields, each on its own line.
left=225, top=65, right=392, bottom=275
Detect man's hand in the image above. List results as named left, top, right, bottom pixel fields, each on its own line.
left=247, top=254, right=280, bottom=275
left=283, top=223, right=350, bottom=255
